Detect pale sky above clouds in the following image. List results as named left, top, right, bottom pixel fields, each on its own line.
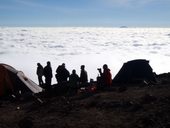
left=0, top=0, right=169, bottom=27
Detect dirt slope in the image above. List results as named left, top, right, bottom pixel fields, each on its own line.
left=0, top=74, right=170, bottom=128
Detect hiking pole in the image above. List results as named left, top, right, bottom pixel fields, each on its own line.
left=32, top=93, right=44, bottom=104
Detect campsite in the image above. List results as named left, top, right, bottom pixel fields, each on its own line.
left=0, top=61, right=170, bottom=128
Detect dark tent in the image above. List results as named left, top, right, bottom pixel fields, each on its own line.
left=113, top=59, right=156, bottom=83
left=0, top=63, right=43, bottom=97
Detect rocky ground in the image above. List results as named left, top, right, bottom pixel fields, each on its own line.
left=0, top=73, right=170, bottom=128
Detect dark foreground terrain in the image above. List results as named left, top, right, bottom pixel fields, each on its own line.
left=0, top=73, right=170, bottom=128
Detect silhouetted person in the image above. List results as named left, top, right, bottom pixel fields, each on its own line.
left=69, top=69, right=79, bottom=89
left=79, top=65, right=88, bottom=86
left=98, top=64, right=112, bottom=87
left=43, top=61, right=53, bottom=89
left=36, top=63, right=44, bottom=86
left=55, top=63, right=70, bottom=84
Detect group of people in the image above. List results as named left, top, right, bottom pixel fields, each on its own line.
left=36, top=61, right=112, bottom=90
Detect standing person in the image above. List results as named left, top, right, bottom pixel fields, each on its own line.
left=98, top=64, right=112, bottom=87
left=55, top=63, right=70, bottom=84
left=79, top=65, right=88, bottom=86
left=43, top=61, right=53, bottom=89
left=36, top=63, right=44, bottom=86
left=69, top=69, right=79, bottom=88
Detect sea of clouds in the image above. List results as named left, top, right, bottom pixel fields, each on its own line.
left=0, top=27, right=170, bottom=84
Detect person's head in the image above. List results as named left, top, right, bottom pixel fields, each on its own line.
left=47, top=61, right=51, bottom=66
left=103, top=64, right=108, bottom=70
left=37, top=63, right=41, bottom=66
left=62, top=63, right=65, bottom=68
left=81, top=65, right=85, bottom=70
left=72, top=69, right=76, bottom=74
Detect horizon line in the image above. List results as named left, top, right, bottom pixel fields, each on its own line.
left=0, top=25, right=170, bottom=28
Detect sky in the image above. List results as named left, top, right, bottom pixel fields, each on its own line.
left=0, top=0, right=170, bottom=27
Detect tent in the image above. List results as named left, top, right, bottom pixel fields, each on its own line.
left=0, top=63, right=43, bottom=97
left=113, top=59, right=156, bottom=83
